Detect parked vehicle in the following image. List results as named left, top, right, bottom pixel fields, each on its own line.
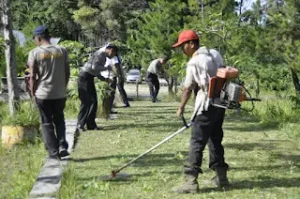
left=126, top=69, right=142, bottom=83
left=158, top=78, right=168, bottom=86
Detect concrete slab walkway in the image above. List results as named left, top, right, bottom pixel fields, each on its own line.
left=28, top=119, right=77, bottom=199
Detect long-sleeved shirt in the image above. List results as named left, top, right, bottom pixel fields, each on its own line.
left=81, top=46, right=108, bottom=76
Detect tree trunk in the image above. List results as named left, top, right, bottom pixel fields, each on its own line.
left=255, top=76, right=260, bottom=98
left=174, top=77, right=178, bottom=93
left=290, top=68, right=300, bottom=96
left=1, top=0, right=20, bottom=116
left=167, top=77, right=174, bottom=94
left=238, top=0, right=243, bottom=26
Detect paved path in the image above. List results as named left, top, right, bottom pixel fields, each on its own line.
left=120, top=82, right=169, bottom=101
left=28, top=120, right=77, bottom=199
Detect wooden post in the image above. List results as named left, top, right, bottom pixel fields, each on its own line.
left=136, top=79, right=139, bottom=100
left=1, top=0, right=20, bottom=115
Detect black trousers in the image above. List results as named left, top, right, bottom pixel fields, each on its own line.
left=117, top=80, right=129, bottom=105
left=146, top=72, right=160, bottom=102
left=77, top=71, right=98, bottom=129
left=187, top=105, right=228, bottom=173
left=36, top=98, right=68, bottom=156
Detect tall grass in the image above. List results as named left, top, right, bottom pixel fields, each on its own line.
left=0, top=101, right=40, bottom=126
left=162, top=89, right=300, bottom=136
left=58, top=167, right=83, bottom=199
left=0, top=142, right=46, bottom=199
left=250, top=98, right=300, bottom=125
left=0, top=101, right=45, bottom=198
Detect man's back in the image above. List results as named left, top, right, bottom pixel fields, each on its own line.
left=186, top=47, right=223, bottom=89
left=28, top=44, right=68, bottom=99
left=185, top=46, right=224, bottom=115
left=147, top=59, right=161, bottom=74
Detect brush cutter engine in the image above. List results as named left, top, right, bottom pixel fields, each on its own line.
left=219, top=82, right=244, bottom=109
left=208, top=67, right=260, bottom=110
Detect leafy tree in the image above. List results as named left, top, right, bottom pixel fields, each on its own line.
left=127, top=0, right=183, bottom=68
left=59, top=40, right=91, bottom=73
left=125, top=0, right=184, bottom=93
left=261, top=0, right=300, bottom=95
left=12, top=0, right=80, bottom=40
left=73, top=0, right=148, bottom=45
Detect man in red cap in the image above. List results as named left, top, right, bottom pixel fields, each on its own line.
left=172, top=30, right=230, bottom=193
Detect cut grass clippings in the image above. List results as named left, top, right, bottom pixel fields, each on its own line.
left=59, top=100, right=300, bottom=199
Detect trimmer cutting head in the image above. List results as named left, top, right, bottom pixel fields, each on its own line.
left=98, top=170, right=132, bottom=181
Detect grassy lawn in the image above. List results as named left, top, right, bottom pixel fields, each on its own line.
left=0, top=141, right=46, bottom=199
left=59, top=100, right=300, bottom=199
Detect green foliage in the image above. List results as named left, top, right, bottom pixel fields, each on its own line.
left=168, top=52, right=188, bottom=80
left=258, top=103, right=285, bottom=126
left=8, top=0, right=300, bottom=97
left=0, top=101, right=40, bottom=126
left=0, top=141, right=45, bottom=199
left=126, top=0, right=182, bottom=70
left=0, top=37, right=5, bottom=77
left=65, top=77, right=80, bottom=118
left=73, top=6, right=101, bottom=33
left=12, top=0, right=79, bottom=40
left=0, top=36, right=35, bottom=77
left=254, top=99, right=300, bottom=126
left=58, top=167, right=82, bottom=199
left=95, top=80, right=114, bottom=120
left=59, top=40, right=91, bottom=68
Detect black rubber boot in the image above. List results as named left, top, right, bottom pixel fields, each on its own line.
left=172, top=168, right=199, bottom=194
left=211, top=167, right=230, bottom=188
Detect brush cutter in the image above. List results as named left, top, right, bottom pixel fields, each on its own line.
left=99, top=68, right=261, bottom=181
left=209, top=67, right=261, bottom=111
left=98, top=114, right=193, bottom=181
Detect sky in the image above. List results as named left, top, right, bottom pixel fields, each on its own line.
left=241, top=0, right=256, bottom=13
left=240, top=0, right=268, bottom=13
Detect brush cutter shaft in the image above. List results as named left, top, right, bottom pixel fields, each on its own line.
left=115, top=123, right=192, bottom=173
left=244, top=98, right=261, bottom=101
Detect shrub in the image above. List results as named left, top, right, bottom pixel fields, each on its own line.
left=254, top=98, right=300, bottom=126
left=0, top=101, right=40, bottom=126
left=59, top=40, right=91, bottom=69
left=96, top=80, right=113, bottom=120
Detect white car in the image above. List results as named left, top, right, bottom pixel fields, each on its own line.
left=159, top=78, right=168, bottom=86
left=126, top=69, right=142, bottom=83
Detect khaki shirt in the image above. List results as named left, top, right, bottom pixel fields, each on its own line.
left=27, top=44, right=69, bottom=99
left=184, top=47, right=224, bottom=118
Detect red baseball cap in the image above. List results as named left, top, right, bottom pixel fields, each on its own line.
left=172, top=30, right=199, bottom=47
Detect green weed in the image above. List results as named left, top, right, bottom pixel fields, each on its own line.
left=0, top=142, right=46, bottom=199
left=1, top=101, right=40, bottom=126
